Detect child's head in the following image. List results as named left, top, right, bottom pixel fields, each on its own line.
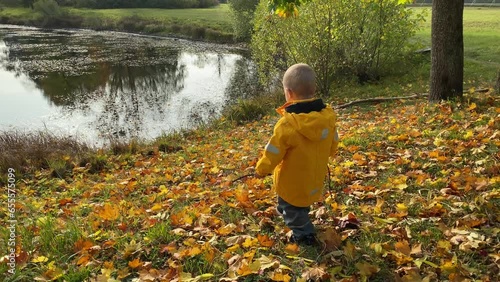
left=282, top=63, right=316, bottom=102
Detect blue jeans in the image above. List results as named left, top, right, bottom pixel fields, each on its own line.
left=277, top=196, right=316, bottom=239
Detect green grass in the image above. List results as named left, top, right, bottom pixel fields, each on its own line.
left=330, top=7, right=500, bottom=103
left=0, top=7, right=36, bottom=18
left=414, top=7, right=500, bottom=85
left=0, top=4, right=234, bottom=42
left=68, top=4, right=232, bottom=31
left=145, top=221, right=178, bottom=244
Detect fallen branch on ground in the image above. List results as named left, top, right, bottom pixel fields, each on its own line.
left=333, top=93, right=428, bottom=109
left=333, top=88, right=491, bottom=109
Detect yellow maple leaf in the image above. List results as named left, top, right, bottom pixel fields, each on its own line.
left=464, top=130, right=474, bottom=140
left=271, top=272, right=292, bottom=282
left=396, top=203, right=408, bottom=213
left=467, top=102, right=477, bottom=111
left=218, top=223, right=237, bottom=236
left=189, top=246, right=202, bottom=257
left=97, top=203, right=119, bottom=221
left=242, top=237, right=258, bottom=249
left=149, top=203, right=163, bottom=212
left=32, top=255, right=49, bottom=263
left=227, top=244, right=240, bottom=252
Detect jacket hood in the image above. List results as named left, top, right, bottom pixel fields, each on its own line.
left=277, top=98, right=336, bottom=141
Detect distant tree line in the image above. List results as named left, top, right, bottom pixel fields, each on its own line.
left=0, top=0, right=220, bottom=9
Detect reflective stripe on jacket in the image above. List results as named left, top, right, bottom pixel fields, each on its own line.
left=256, top=98, right=339, bottom=207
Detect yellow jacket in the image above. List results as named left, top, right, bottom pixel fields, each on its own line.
left=256, top=98, right=339, bottom=207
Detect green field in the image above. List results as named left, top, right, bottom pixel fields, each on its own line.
left=414, top=7, right=500, bottom=70
left=330, top=7, right=500, bottom=102
left=67, top=4, right=233, bottom=32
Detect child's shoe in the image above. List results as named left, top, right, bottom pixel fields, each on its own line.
left=290, top=234, right=319, bottom=246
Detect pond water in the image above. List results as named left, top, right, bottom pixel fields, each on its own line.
left=0, top=25, right=258, bottom=146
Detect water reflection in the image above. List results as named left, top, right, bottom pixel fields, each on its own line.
left=0, top=26, right=255, bottom=144
left=225, top=57, right=262, bottom=101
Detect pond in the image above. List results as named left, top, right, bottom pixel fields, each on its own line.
left=0, top=25, right=258, bottom=146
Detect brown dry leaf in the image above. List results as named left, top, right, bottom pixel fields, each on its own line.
left=355, top=261, right=380, bottom=277
left=76, top=255, right=91, bottom=266
left=122, top=240, right=142, bottom=258
left=395, top=240, right=411, bottom=256
left=74, top=239, right=93, bottom=252
left=138, top=269, right=162, bottom=282
left=255, top=255, right=279, bottom=271
left=343, top=241, right=356, bottom=260
left=318, top=227, right=342, bottom=251
left=410, top=243, right=422, bottom=256
left=302, top=267, right=330, bottom=281
left=284, top=244, right=300, bottom=254
left=58, top=198, right=73, bottom=207
left=257, top=234, right=275, bottom=247
left=337, top=212, right=360, bottom=230
left=395, top=266, right=422, bottom=282
left=128, top=258, right=143, bottom=269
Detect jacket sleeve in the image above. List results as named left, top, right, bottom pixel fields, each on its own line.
left=330, top=126, right=339, bottom=157
left=255, top=120, right=289, bottom=176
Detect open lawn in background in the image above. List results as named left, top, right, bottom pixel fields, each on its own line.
left=66, top=4, right=233, bottom=34
left=414, top=7, right=500, bottom=86
left=332, top=7, right=500, bottom=102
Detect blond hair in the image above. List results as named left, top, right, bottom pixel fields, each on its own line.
left=282, top=63, right=316, bottom=98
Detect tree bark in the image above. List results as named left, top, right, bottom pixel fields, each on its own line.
left=429, top=0, right=464, bottom=102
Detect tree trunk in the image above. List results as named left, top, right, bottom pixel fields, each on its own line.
left=429, top=0, right=464, bottom=102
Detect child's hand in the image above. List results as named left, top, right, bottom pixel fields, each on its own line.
left=254, top=172, right=266, bottom=179
left=245, top=166, right=255, bottom=173
left=245, top=166, right=266, bottom=178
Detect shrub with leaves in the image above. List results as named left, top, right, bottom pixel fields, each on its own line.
left=251, top=0, right=425, bottom=96
left=228, top=0, right=259, bottom=41
left=33, top=0, right=61, bottom=18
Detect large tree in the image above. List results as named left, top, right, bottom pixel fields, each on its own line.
left=267, top=0, right=465, bottom=102
left=429, top=0, right=464, bottom=101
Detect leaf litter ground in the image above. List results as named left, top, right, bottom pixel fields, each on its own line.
left=1, top=91, right=499, bottom=281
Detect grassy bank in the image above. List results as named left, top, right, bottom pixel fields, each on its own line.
left=1, top=91, right=499, bottom=281
left=0, top=4, right=234, bottom=43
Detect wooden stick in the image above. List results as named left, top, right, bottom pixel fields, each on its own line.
left=333, top=88, right=491, bottom=109
left=334, top=93, right=428, bottom=109
left=230, top=173, right=254, bottom=184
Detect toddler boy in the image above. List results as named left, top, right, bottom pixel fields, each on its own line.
left=255, top=63, right=339, bottom=245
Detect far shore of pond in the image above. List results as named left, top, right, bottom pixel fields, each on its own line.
left=0, top=4, right=237, bottom=44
